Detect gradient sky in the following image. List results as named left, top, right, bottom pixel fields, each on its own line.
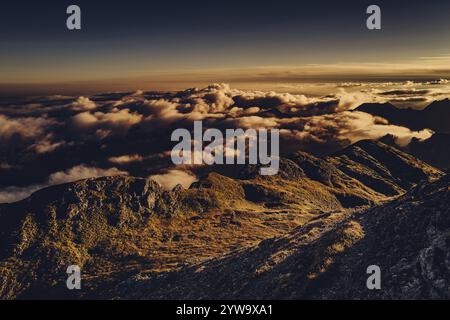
left=1, top=0, right=450, bottom=93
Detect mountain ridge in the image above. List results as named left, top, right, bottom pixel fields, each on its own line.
left=0, top=141, right=445, bottom=299
left=118, top=174, right=450, bottom=299
left=355, top=99, right=450, bottom=133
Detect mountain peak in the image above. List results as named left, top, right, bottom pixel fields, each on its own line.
left=355, top=102, right=398, bottom=113
left=330, top=139, right=443, bottom=192
left=424, top=98, right=450, bottom=110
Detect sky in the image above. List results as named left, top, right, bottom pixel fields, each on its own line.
left=1, top=0, right=450, bottom=94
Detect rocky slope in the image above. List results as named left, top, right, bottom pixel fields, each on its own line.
left=0, top=142, right=444, bottom=299
left=328, top=140, right=442, bottom=195
left=119, top=174, right=450, bottom=299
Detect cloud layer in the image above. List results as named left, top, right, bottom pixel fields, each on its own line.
left=0, top=82, right=442, bottom=202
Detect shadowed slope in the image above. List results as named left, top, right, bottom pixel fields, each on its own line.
left=119, top=175, right=450, bottom=299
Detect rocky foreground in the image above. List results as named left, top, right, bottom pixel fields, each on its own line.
left=0, top=141, right=447, bottom=299
left=119, top=174, right=450, bottom=299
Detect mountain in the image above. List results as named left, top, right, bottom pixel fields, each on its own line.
left=118, top=174, right=450, bottom=299
left=422, top=99, right=450, bottom=133
left=408, top=133, right=450, bottom=170
left=355, top=102, right=422, bottom=130
left=356, top=102, right=404, bottom=119
left=355, top=99, right=450, bottom=133
left=355, top=99, right=450, bottom=169
left=328, top=140, right=443, bottom=194
left=0, top=143, right=444, bottom=299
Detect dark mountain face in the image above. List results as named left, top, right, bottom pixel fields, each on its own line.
left=0, top=143, right=445, bottom=299
left=355, top=99, right=450, bottom=133
left=356, top=102, right=402, bottom=118
left=120, top=174, right=450, bottom=300
left=355, top=99, right=450, bottom=170
left=356, top=102, right=423, bottom=130
left=408, top=133, right=450, bottom=170
left=423, top=99, right=450, bottom=133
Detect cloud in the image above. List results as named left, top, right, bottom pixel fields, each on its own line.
left=274, top=111, right=433, bottom=152
left=233, top=90, right=310, bottom=109
left=379, top=89, right=431, bottom=96
left=0, top=114, right=55, bottom=143
left=0, top=83, right=443, bottom=200
left=70, top=109, right=143, bottom=138
left=225, top=116, right=278, bottom=128
left=142, top=99, right=184, bottom=126
left=150, top=169, right=197, bottom=190
left=334, top=111, right=433, bottom=146
left=48, top=165, right=127, bottom=185
left=108, top=154, right=144, bottom=164
left=0, top=185, right=43, bottom=204
left=69, top=96, right=97, bottom=111
left=428, top=79, right=450, bottom=85
left=30, top=134, right=66, bottom=154
left=0, top=165, right=128, bottom=203
left=317, top=80, right=450, bottom=109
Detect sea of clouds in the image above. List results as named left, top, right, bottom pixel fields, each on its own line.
left=1, top=81, right=446, bottom=202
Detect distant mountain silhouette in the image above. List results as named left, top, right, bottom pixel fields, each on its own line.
left=355, top=99, right=450, bottom=133
left=422, top=99, right=450, bottom=133
left=409, top=133, right=450, bottom=170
